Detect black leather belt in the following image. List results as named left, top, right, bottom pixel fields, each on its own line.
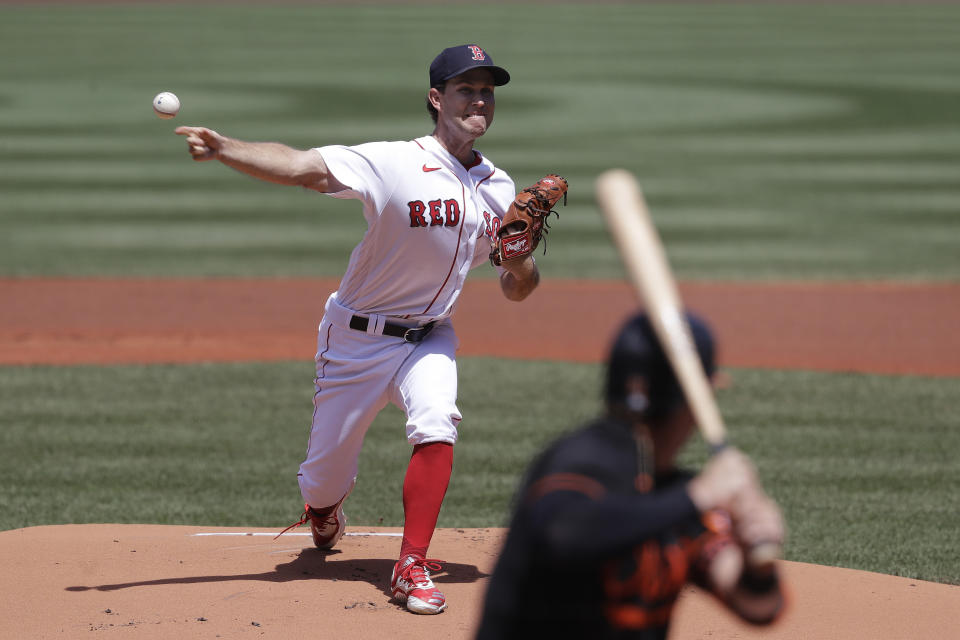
left=349, top=315, right=436, bottom=343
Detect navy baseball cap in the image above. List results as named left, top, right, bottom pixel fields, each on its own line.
left=429, top=44, right=510, bottom=87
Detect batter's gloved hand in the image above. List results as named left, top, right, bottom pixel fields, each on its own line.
left=729, top=488, right=785, bottom=569
left=688, top=447, right=760, bottom=514
left=490, top=174, right=568, bottom=266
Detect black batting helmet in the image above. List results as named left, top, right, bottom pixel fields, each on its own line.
left=604, top=311, right=716, bottom=422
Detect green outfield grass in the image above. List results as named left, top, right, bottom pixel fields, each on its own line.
left=1, top=359, right=957, bottom=585
left=2, top=3, right=959, bottom=279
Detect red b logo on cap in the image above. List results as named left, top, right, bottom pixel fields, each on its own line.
left=468, top=46, right=485, bottom=61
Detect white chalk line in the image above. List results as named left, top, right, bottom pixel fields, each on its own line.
left=192, top=532, right=402, bottom=537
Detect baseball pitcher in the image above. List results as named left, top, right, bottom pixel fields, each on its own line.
left=175, top=44, right=567, bottom=615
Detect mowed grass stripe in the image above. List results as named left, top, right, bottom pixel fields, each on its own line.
left=0, top=359, right=957, bottom=584
left=3, top=4, right=959, bottom=279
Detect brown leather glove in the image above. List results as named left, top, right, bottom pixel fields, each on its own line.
left=490, top=174, right=568, bottom=266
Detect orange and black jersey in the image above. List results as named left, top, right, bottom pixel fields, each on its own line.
left=477, top=418, right=734, bottom=640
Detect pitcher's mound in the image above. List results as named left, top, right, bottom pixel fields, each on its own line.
left=1, top=524, right=956, bottom=639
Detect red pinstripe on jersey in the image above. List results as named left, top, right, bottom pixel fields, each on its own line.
left=421, top=180, right=467, bottom=316
left=475, top=169, right=496, bottom=188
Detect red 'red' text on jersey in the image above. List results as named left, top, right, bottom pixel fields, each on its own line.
left=408, top=199, right=461, bottom=227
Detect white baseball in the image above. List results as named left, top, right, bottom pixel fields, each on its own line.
left=152, top=91, right=181, bottom=119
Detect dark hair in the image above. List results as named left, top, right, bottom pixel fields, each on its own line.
left=426, top=82, right=445, bottom=124
left=605, top=312, right=716, bottom=422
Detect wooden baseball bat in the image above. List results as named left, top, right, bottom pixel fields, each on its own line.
left=595, top=169, right=727, bottom=449
left=595, top=168, right=781, bottom=567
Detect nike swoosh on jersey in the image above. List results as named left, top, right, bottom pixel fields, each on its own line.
left=422, top=165, right=441, bottom=172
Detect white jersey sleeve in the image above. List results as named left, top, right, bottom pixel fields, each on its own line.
left=313, top=142, right=405, bottom=224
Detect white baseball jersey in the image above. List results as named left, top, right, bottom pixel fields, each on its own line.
left=316, top=134, right=516, bottom=321
left=297, top=135, right=516, bottom=509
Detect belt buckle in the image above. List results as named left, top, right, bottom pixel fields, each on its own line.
left=403, top=321, right=435, bottom=344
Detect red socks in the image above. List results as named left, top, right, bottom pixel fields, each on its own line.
left=399, top=442, right=453, bottom=559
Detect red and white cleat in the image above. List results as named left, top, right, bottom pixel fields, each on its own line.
left=305, top=500, right=346, bottom=549
left=390, top=555, right=447, bottom=614
left=274, top=497, right=347, bottom=550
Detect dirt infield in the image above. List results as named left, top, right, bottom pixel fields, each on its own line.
left=2, top=525, right=958, bottom=640
left=2, top=277, right=959, bottom=638
left=2, top=278, right=958, bottom=375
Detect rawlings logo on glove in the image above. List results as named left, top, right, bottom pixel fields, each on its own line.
left=490, top=174, right=568, bottom=266
left=503, top=236, right=530, bottom=257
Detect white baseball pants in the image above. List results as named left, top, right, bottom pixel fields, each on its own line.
left=297, top=294, right=461, bottom=509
